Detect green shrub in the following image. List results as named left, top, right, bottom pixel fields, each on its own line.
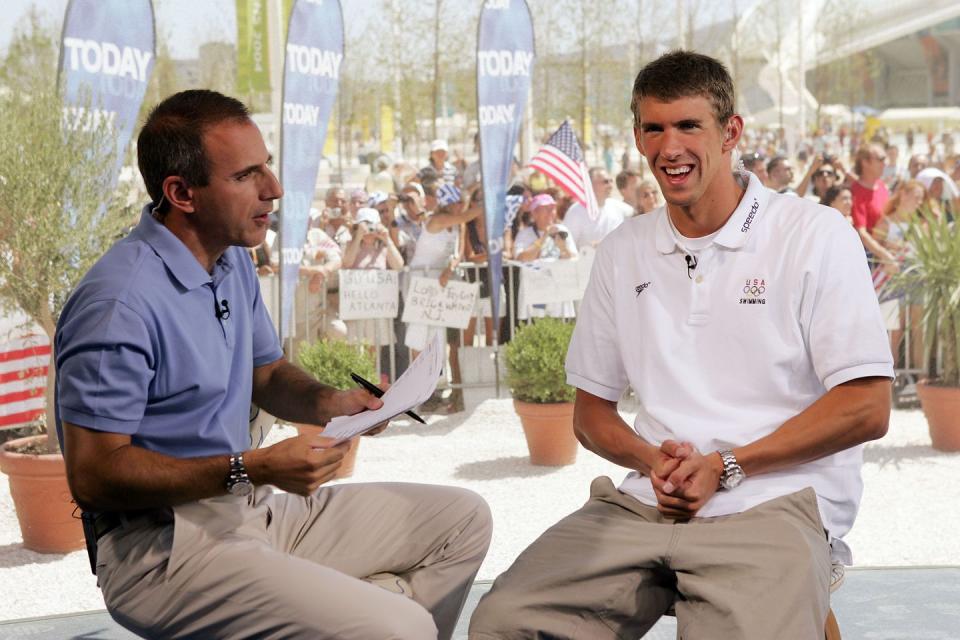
left=886, top=210, right=960, bottom=386
left=297, top=339, right=377, bottom=390
left=505, top=318, right=576, bottom=403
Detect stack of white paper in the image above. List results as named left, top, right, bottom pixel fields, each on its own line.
left=318, top=331, right=445, bottom=444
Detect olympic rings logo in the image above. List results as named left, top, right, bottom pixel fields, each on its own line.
left=743, top=285, right=766, bottom=295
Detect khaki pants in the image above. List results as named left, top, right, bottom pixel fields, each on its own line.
left=469, top=477, right=830, bottom=640
left=96, top=482, right=491, bottom=640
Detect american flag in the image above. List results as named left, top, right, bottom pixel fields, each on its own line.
left=528, top=120, right=600, bottom=221
left=0, top=327, right=49, bottom=428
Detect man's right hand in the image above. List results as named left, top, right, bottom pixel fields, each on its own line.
left=246, top=434, right=350, bottom=495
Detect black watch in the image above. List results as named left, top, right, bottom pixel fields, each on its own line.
left=226, top=453, right=253, bottom=497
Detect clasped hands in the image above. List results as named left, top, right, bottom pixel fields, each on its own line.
left=648, top=440, right=724, bottom=519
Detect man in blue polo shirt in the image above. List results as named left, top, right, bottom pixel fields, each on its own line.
left=56, top=90, right=490, bottom=640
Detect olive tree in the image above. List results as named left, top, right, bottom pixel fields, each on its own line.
left=0, top=65, right=132, bottom=451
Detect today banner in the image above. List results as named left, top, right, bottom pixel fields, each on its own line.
left=236, top=0, right=270, bottom=94
left=476, top=0, right=534, bottom=335
left=278, top=0, right=344, bottom=340
left=58, top=0, right=155, bottom=200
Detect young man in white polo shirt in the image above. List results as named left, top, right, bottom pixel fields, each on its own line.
left=469, top=51, right=893, bottom=640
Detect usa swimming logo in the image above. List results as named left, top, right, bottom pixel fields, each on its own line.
left=739, top=278, right=766, bottom=305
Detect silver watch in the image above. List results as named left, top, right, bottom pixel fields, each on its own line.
left=718, top=449, right=745, bottom=490
left=226, top=453, right=253, bottom=497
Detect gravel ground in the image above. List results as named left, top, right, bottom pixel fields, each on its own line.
left=1, top=401, right=957, bottom=622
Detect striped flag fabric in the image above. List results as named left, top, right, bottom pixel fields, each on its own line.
left=528, top=120, right=600, bottom=221
left=0, top=331, right=49, bottom=428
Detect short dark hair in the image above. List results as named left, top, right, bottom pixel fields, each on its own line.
left=630, top=50, right=735, bottom=127
left=820, top=184, right=850, bottom=207
left=741, top=151, right=763, bottom=171
left=421, top=178, right=439, bottom=198
left=615, top=169, right=641, bottom=191
left=766, top=155, right=787, bottom=174
left=137, top=90, right=251, bottom=214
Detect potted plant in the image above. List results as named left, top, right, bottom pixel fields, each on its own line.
left=0, top=23, right=129, bottom=552
left=296, top=338, right=378, bottom=477
left=887, top=210, right=960, bottom=450
left=505, top=318, right=579, bottom=465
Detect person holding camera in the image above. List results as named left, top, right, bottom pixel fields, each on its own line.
left=513, top=193, right=577, bottom=262
left=320, top=186, right=353, bottom=250
left=513, top=193, right=578, bottom=320
left=341, top=207, right=404, bottom=349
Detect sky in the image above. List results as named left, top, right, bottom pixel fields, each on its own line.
left=0, top=0, right=381, bottom=59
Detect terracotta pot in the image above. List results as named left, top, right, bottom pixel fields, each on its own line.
left=0, top=435, right=85, bottom=553
left=916, top=380, right=960, bottom=451
left=295, top=424, right=361, bottom=478
left=513, top=400, right=578, bottom=466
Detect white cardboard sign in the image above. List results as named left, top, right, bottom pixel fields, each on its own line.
left=520, top=253, right=595, bottom=305
left=338, top=269, right=400, bottom=320
left=402, top=276, right=479, bottom=329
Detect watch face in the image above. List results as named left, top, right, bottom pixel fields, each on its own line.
left=722, top=468, right=745, bottom=490
left=229, top=480, right=253, bottom=497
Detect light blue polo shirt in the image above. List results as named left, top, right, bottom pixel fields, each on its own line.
left=55, top=206, right=284, bottom=457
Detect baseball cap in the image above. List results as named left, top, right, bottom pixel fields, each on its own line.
left=437, top=184, right=462, bottom=207
left=401, top=182, right=425, bottom=199
left=530, top=193, right=556, bottom=210
left=367, top=191, right=389, bottom=207
left=354, top=208, right=381, bottom=227
left=430, top=139, right=449, bottom=153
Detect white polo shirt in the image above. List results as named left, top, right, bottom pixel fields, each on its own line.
left=566, top=172, right=893, bottom=562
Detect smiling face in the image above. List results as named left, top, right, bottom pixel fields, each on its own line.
left=634, top=94, right=742, bottom=215
left=185, top=119, right=282, bottom=256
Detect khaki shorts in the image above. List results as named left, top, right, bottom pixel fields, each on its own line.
left=470, top=476, right=831, bottom=640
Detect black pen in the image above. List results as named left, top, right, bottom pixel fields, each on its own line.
left=350, top=372, right=427, bottom=424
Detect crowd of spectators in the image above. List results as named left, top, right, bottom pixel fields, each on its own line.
left=250, top=123, right=959, bottom=406
left=249, top=137, right=663, bottom=411
left=736, top=124, right=960, bottom=371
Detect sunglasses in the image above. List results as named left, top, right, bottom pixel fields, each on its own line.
left=814, top=170, right=837, bottom=178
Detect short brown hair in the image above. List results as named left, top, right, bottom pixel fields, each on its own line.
left=616, top=169, right=641, bottom=191
left=854, top=144, right=885, bottom=176
left=630, top=50, right=735, bottom=127
left=137, top=90, right=251, bottom=214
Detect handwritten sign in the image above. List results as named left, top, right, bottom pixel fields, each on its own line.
left=339, top=269, right=399, bottom=320
left=402, top=277, right=479, bottom=329
left=520, top=254, right=595, bottom=305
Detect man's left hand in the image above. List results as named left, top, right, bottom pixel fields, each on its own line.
left=651, top=447, right=723, bottom=519
left=332, top=388, right=390, bottom=436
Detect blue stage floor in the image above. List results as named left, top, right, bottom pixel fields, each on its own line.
left=2, top=567, right=958, bottom=639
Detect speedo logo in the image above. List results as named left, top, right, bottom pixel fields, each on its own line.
left=635, top=282, right=651, bottom=297
left=741, top=198, right=760, bottom=233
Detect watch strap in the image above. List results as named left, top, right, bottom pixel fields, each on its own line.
left=227, top=453, right=251, bottom=492
left=718, top=448, right=744, bottom=489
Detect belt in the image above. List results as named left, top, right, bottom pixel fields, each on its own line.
left=81, top=509, right=171, bottom=576
left=85, top=509, right=172, bottom=542
left=90, top=511, right=123, bottom=541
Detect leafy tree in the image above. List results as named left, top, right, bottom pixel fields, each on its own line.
left=0, top=25, right=133, bottom=450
